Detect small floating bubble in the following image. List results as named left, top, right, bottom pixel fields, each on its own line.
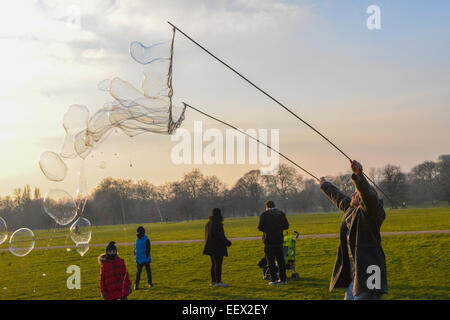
left=9, top=228, right=35, bottom=257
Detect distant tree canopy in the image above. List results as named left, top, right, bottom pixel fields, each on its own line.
left=1, top=158, right=449, bottom=229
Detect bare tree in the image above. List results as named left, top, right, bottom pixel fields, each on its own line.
left=263, top=164, right=299, bottom=213
left=409, top=161, right=440, bottom=204
left=380, top=165, right=408, bottom=207
left=233, top=170, right=266, bottom=216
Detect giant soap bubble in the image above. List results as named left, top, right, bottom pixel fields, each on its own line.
left=57, top=31, right=185, bottom=162
left=0, top=217, right=7, bottom=245
left=43, top=189, right=77, bottom=225
left=39, top=151, right=68, bottom=181
left=70, top=217, right=92, bottom=245
left=9, top=228, right=35, bottom=257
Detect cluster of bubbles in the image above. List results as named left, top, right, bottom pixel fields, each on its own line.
left=5, top=32, right=184, bottom=258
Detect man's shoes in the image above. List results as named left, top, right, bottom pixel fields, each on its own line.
left=210, top=282, right=216, bottom=286
left=215, top=282, right=229, bottom=287
left=268, top=280, right=280, bottom=285
left=148, top=283, right=153, bottom=288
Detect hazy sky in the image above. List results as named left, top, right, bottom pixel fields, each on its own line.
left=0, top=0, right=449, bottom=196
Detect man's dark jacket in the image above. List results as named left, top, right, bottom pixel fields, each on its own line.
left=258, top=208, right=289, bottom=246
left=321, top=173, right=388, bottom=296
left=203, top=219, right=231, bottom=257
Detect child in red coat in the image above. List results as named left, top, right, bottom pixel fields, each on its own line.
left=98, top=241, right=132, bottom=300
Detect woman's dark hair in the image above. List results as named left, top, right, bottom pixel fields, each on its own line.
left=209, top=208, right=223, bottom=222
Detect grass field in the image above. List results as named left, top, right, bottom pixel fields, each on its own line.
left=0, top=206, right=449, bottom=300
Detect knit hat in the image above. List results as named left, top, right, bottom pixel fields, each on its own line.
left=105, top=241, right=117, bottom=259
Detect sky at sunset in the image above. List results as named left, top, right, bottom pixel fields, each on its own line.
left=0, top=0, right=449, bottom=196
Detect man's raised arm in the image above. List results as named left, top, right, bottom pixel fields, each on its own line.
left=320, top=177, right=351, bottom=213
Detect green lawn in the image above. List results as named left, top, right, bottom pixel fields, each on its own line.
left=0, top=207, right=449, bottom=300
left=13, top=206, right=450, bottom=248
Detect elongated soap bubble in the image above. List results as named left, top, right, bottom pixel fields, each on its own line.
left=39, top=151, right=68, bottom=181
left=76, top=242, right=89, bottom=256
left=0, top=217, right=7, bottom=245
left=129, top=41, right=170, bottom=65
left=43, top=189, right=77, bottom=225
left=70, top=217, right=92, bottom=245
left=9, top=228, right=35, bottom=257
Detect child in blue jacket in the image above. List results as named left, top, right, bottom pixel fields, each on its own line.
left=134, top=226, right=152, bottom=289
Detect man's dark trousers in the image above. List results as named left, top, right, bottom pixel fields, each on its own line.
left=135, top=262, right=152, bottom=285
left=265, top=245, right=286, bottom=282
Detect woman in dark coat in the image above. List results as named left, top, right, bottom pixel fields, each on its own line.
left=203, top=208, right=232, bottom=287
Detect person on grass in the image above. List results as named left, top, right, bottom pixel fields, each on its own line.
left=320, top=160, right=388, bottom=300
left=258, top=200, right=289, bottom=285
left=99, top=241, right=132, bottom=300
left=134, top=226, right=153, bottom=290
left=203, top=208, right=232, bottom=287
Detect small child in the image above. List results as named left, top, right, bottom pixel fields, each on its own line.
left=98, top=241, right=132, bottom=300
left=134, top=226, right=153, bottom=290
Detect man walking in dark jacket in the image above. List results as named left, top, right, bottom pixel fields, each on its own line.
left=258, top=200, right=289, bottom=285
left=320, top=160, right=388, bottom=300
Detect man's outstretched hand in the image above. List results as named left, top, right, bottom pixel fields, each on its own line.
left=351, top=160, right=363, bottom=176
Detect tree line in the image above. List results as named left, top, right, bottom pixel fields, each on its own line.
left=1, top=158, right=449, bottom=230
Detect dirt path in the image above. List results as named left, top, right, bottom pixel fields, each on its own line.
left=1, top=229, right=448, bottom=252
